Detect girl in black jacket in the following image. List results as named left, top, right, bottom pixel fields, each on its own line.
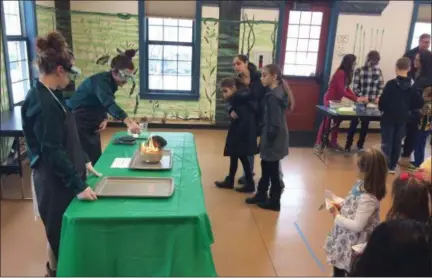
left=215, top=77, right=258, bottom=192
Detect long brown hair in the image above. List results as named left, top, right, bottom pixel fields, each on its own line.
left=386, top=175, right=432, bottom=223
left=357, top=148, right=388, bottom=200
left=338, top=54, right=357, bottom=86
left=263, top=64, right=295, bottom=112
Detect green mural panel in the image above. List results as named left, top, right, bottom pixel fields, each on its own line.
left=34, top=6, right=278, bottom=126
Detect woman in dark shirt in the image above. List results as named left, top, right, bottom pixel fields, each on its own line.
left=21, top=32, right=97, bottom=276
left=67, top=51, right=140, bottom=165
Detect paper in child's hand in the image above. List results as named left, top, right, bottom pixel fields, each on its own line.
left=323, top=190, right=344, bottom=211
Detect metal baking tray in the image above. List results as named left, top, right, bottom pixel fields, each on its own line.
left=129, top=149, right=172, bottom=170
left=94, top=176, right=175, bottom=198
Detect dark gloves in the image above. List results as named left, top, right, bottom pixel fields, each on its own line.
left=151, top=135, right=167, bottom=148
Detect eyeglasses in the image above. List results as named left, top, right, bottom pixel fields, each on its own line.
left=65, top=66, right=81, bottom=81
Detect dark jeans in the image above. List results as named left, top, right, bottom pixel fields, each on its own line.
left=229, top=156, right=253, bottom=182
left=345, top=119, right=370, bottom=149
left=381, top=122, right=406, bottom=170
left=257, top=160, right=282, bottom=202
left=333, top=267, right=346, bottom=277
left=402, top=120, right=419, bottom=158
left=413, top=129, right=432, bottom=167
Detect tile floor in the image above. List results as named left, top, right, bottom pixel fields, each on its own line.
left=1, top=128, right=428, bottom=276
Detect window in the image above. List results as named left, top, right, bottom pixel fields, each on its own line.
left=411, top=22, right=431, bottom=51
left=2, top=0, right=31, bottom=105
left=283, top=11, right=323, bottom=77
left=146, top=17, right=195, bottom=97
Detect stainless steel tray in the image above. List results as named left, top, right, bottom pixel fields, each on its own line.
left=129, top=149, right=172, bottom=170
left=94, top=176, right=175, bottom=198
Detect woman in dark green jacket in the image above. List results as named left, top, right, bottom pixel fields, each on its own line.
left=67, top=50, right=140, bottom=165
left=21, top=32, right=98, bottom=276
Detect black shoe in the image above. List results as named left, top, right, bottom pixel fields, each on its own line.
left=245, top=193, right=267, bottom=204
left=344, top=147, right=351, bottom=153
left=257, top=199, right=280, bottom=211
left=215, top=176, right=234, bottom=189
left=238, top=174, right=255, bottom=185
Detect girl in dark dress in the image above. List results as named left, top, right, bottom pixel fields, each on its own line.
left=215, top=77, right=258, bottom=192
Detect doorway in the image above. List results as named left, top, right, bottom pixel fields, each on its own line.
left=280, top=1, right=332, bottom=131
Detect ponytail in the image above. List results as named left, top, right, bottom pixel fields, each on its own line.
left=281, top=78, right=295, bottom=112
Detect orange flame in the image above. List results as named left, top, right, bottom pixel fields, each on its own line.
left=140, top=137, right=160, bottom=153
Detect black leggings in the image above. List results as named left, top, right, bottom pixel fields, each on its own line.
left=257, top=160, right=282, bottom=200
left=229, top=156, right=253, bottom=181
left=402, top=120, right=419, bottom=158
left=333, top=267, right=346, bottom=277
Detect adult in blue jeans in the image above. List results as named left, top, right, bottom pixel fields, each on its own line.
left=345, top=51, right=384, bottom=152
left=230, top=54, right=284, bottom=190
left=378, top=57, right=424, bottom=174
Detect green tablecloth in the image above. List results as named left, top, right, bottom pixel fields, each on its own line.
left=57, top=132, right=217, bottom=277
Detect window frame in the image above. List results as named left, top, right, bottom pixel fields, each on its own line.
left=138, top=2, right=201, bottom=102
left=0, top=0, right=37, bottom=108
left=144, top=18, right=196, bottom=99
left=281, top=9, right=324, bottom=78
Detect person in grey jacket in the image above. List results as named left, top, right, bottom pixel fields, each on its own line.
left=246, top=64, right=293, bottom=211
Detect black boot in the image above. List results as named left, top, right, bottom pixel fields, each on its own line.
left=245, top=191, right=267, bottom=204
left=258, top=182, right=281, bottom=211
left=215, top=176, right=234, bottom=189
left=246, top=178, right=269, bottom=202
left=235, top=177, right=255, bottom=193
left=45, top=262, right=56, bottom=277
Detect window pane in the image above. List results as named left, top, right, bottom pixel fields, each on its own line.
left=178, top=46, right=192, bottom=61
left=12, top=79, right=29, bottom=104
left=163, top=76, right=177, bottom=90
left=149, top=44, right=163, bottom=59
left=10, top=61, right=29, bottom=82
left=177, top=76, right=191, bottom=90
left=286, top=38, right=298, bottom=51
left=310, top=26, right=321, bottom=39
left=306, top=52, right=318, bottom=66
left=287, top=25, right=299, bottom=38
left=4, top=15, right=22, bottom=36
left=178, top=27, right=192, bottom=43
left=289, top=11, right=301, bottom=24
left=163, top=45, right=178, bottom=60
left=164, top=18, right=178, bottom=26
left=3, top=0, right=20, bottom=15
left=179, top=19, right=193, bottom=27
left=311, top=12, right=323, bottom=25
left=298, top=26, right=310, bottom=39
left=163, top=61, right=178, bottom=75
left=295, top=52, right=307, bottom=64
left=297, top=39, right=308, bottom=51
left=148, top=17, right=163, bottom=25
left=149, top=75, right=163, bottom=90
left=284, top=64, right=296, bottom=75
left=149, top=60, right=162, bottom=75
left=308, top=39, right=319, bottom=52
left=295, top=65, right=315, bottom=76
left=285, top=52, right=296, bottom=63
left=164, top=26, right=178, bottom=42
left=178, top=62, right=191, bottom=76
left=149, top=26, right=163, bottom=41
left=300, top=11, right=312, bottom=25
left=7, top=41, right=28, bottom=62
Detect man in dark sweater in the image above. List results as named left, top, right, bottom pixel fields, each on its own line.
left=404, top=33, right=431, bottom=80
left=378, top=57, right=424, bottom=174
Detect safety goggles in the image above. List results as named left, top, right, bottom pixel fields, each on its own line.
left=117, top=69, right=136, bottom=83
left=65, top=66, right=81, bottom=81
